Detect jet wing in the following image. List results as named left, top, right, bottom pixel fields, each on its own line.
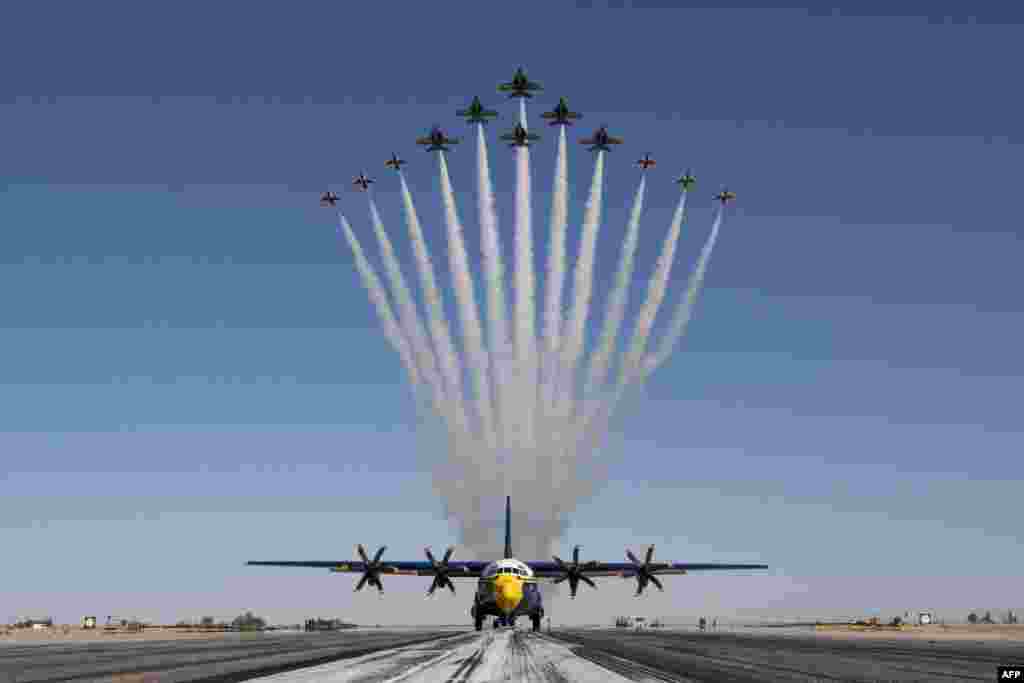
left=607, top=137, right=624, bottom=145
left=498, top=83, right=516, bottom=91
left=540, top=112, right=557, bottom=118
left=525, top=561, right=768, bottom=579
left=415, top=137, right=433, bottom=145
left=247, top=560, right=489, bottom=578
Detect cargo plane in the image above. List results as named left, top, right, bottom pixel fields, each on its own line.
left=248, top=497, right=767, bottom=632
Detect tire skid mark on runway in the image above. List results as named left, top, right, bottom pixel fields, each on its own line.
left=444, top=646, right=484, bottom=683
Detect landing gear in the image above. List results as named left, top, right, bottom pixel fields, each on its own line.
left=531, top=614, right=541, bottom=632
left=474, top=615, right=483, bottom=631
left=494, top=618, right=501, bottom=629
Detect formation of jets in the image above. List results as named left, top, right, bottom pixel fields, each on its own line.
left=541, top=97, right=582, bottom=126
left=456, top=96, right=499, bottom=125
left=250, top=497, right=767, bottom=632
left=498, top=67, right=542, bottom=99
left=580, top=125, right=624, bottom=153
left=500, top=122, right=541, bottom=148
left=320, top=68, right=736, bottom=210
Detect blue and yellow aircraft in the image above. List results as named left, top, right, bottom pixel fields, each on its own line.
left=500, top=123, right=541, bottom=149
left=248, top=497, right=768, bottom=632
left=498, top=67, right=543, bottom=99
left=541, top=97, right=582, bottom=126
left=416, top=125, right=460, bottom=153
left=676, top=170, right=697, bottom=191
left=580, top=125, right=624, bottom=153
left=456, top=96, right=499, bottom=125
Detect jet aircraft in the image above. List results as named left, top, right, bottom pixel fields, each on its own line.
left=540, top=97, right=582, bottom=126
left=248, top=496, right=768, bottom=632
left=498, top=68, right=542, bottom=99
left=714, top=188, right=737, bottom=204
left=319, top=191, right=340, bottom=208
left=352, top=173, right=374, bottom=191
left=500, top=123, right=541, bottom=149
left=416, top=126, right=460, bottom=152
left=637, top=153, right=656, bottom=170
left=580, top=126, right=624, bottom=153
left=456, top=96, right=499, bottom=125
left=676, top=170, right=697, bottom=191
left=385, top=153, right=406, bottom=171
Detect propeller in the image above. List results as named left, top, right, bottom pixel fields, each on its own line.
left=625, top=545, right=664, bottom=596
left=354, top=544, right=388, bottom=594
left=552, top=545, right=599, bottom=599
left=425, top=546, right=456, bottom=596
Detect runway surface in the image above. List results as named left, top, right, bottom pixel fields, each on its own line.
left=2, top=627, right=1018, bottom=682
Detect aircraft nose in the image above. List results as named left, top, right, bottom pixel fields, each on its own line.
left=494, top=575, right=523, bottom=614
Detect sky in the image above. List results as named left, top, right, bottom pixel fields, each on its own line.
left=1, top=1, right=1023, bottom=626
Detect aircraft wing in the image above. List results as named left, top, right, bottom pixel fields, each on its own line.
left=455, top=109, right=470, bottom=117
left=541, top=112, right=556, bottom=118
left=607, top=137, right=624, bottom=145
left=415, top=137, right=433, bottom=145
left=525, top=561, right=768, bottom=579
left=498, top=83, right=516, bottom=91
left=247, top=560, right=489, bottom=578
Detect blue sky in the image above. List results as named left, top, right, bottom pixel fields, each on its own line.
left=2, top=2, right=1022, bottom=625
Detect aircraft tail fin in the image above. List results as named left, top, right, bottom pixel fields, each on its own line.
left=503, top=496, right=512, bottom=559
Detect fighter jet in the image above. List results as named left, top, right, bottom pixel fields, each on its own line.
left=498, top=68, right=542, bottom=99
left=385, top=153, right=406, bottom=171
left=416, top=125, right=460, bottom=152
left=540, top=97, right=582, bottom=126
left=456, top=96, right=499, bottom=125
left=675, top=170, right=696, bottom=191
left=352, top=173, right=374, bottom=191
left=637, top=153, right=656, bottom=170
left=319, top=191, right=340, bottom=208
left=500, top=123, right=541, bottom=148
left=714, top=188, right=737, bottom=204
left=579, top=126, right=624, bottom=153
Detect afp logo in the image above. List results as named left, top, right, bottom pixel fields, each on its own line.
left=999, top=665, right=1024, bottom=680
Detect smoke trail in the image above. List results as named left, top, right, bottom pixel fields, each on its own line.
left=584, top=174, right=647, bottom=397
left=618, top=190, right=690, bottom=388
left=519, top=98, right=527, bottom=129
left=393, top=176, right=470, bottom=432
left=366, top=195, right=453, bottom=416
left=557, top=151, right=606, bottom=416
left=334, top=212, right=420, bottom=391
left=438, top=152, right=497, bottom=449
left=475, top=124, right=512, bottom=448
left=540, top=125, right=569, bottom=412
left=644, top=204, right=725, bottom=376
left=513, top=143, right=538, bottom=450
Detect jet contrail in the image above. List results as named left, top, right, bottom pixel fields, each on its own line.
left=619, top=189, right=690, bottom=387
left=393, top=175, right=470, bottom=433
left=541, top=125, right=570, bottom=413
left=644, top=204, right=725, bottom=376
left=475, top=123, right=511, bottom=449
left=438, top=152, right=497, bottom=449
left=584, top=174, right=647, bottom=397
left=366, top=195, right=451, bottom=412
left=513, top=143, right=538, bottom=450
left=335, top=212, right=421, bottom=394
left=519, top=98, right=527, bottom=129
left=557, top=151, right=606, bottom=417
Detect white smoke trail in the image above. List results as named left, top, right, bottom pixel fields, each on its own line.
left=366, top=195, right=452, bottom=416
left=540, top=125, right=569, bottom=413
left=438, top=152, right=497, bottom=449
left=475, top=124, right=512, bottom=450
left=334, top=212, right=420, bottom=392
left=556, top=151, right=606, bottom=417
left=584, top=174, right=647, bottom=397
left=513, top=143, right=538, bottom=451
left=519, top=98, right=527, bottom=129
left=644, top=204, right=725, bottom=376
left=392, top=176, right=470, bottom=433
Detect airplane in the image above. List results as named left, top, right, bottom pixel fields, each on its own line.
left=676, top=170, right=696, bottom=191
left=456, top=96, right=499, bottom=125
left=540, top=97, right=582, bottom=126
left=498, top=67, right=542, bottom=99
left=500, top=123, right=541, bottom=149
left=248, top=496, right=769, bottom=633
left=319, top=191, right=340, bottom=208
left=416, top=125, right=460, bottom=153
left=714, top=188, right=737, bottom=204
left=637, top=153, right=656, bottom=170
left=352, top=173, right=374, bottom=191
left=385, top=153, right=406, bottom=171
left=580, top=125, right=624, bottom=153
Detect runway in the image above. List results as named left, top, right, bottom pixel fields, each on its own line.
left=1, top=627, right=1016, bottom=682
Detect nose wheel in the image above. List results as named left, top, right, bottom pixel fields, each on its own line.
left=531, top=614, right=541, bottom=632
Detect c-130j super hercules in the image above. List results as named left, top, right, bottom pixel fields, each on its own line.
left=248, top=497, right=768, bottom=631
